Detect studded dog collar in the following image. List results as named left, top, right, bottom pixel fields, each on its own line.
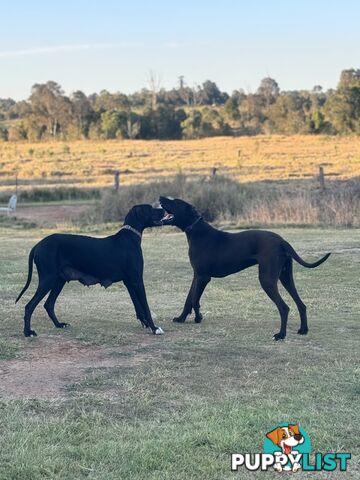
left=121, top=225, right=142, bottom=238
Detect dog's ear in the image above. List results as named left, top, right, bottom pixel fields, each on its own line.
left=266, top=427, right=281, bottom=446
left=289, top=424, right=300, bottom=435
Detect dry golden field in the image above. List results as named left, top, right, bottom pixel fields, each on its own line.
left=0, top=135, right=359, bottom=193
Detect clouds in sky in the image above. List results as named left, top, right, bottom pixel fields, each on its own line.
left=0, top=43, right=146, bottom=58
left=0, top=41, right=198, bottom=59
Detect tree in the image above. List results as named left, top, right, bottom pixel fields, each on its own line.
left=100, top=111, right=127, bottom=139
left=10, top=100, right=32, bottom=119
left=3, top=69, right=360, bottom=140
left=88, top=121, right=102, bottom=140
left=71, top=90, right=94, bottom=137
left=8, top=123, right=27, bottom=141
left=224, top=96, right=240, bottom=121
left=148, top=71, right=162, bottom=109
left=239, top=94, right=266, bottom=133
left=323, top=69, right=360, bottom=134
left=324, top=88, right=360, bottom=134
left=176, top=76, right=193, bottom=106
left=29, top=81, right=73, bottom=138
left=311, top=110, right=326, bottom=133
left=202, top=107, right=230, bottom=135
left=127, top=89, right=149, bottom=107
left=93, top=90, right=130, bottom=112
left=0, top=98, right=16, bottom=120
left=200, top=80, right=228, bottom=105
left=181, top=110, right=203, bottom=138
left=257, top=77, right=280, bottom=106
left=308, top=86, right=328, bottom=133
left=23, top=117, right=46, bottom=141
left=265, top=92, right=310, bottom=134
left=338, top=69, right=360, bottom=89
left=141, top=105, right=185, bottom=139
left=125, top=112, right=141, bottom=139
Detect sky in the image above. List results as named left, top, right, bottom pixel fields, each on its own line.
left=1, top=0, right=359, bottom=100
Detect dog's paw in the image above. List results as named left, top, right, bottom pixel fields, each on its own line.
left=273, top=332, right=285, bottom=341
left=58, top=322, right=70, bottom=329
left=154, top=327, right=164, bottom=335
left=297, top=327, right=309, bottom=335
left=24, top=330, right=37, bottom=337
left=292, top=462, right=301, bottom=472
left=274, top=463, right=283, bottom=472
left=173, top=316, right=186, bottom=323
left=194, top=313, right=203, bottom=323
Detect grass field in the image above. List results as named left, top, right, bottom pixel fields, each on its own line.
left=1, top=135, right=360, bottom=194
left=0, top=226, right=359, bottom=479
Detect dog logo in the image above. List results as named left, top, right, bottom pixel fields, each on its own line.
left=265, top=424, right=307, bottom=472
left=231, top=422, right=351, bottom=473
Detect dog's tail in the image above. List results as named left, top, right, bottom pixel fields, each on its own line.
left=285, top=243, right=331, bottom=268
left=15, top=246, right=35, bottom=303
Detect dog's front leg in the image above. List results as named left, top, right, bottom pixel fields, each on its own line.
left=173, top=276, right=195, bottom=323
left=124, top=281, right=149, bottom=328
left=130, top=281, right=164, bottom=335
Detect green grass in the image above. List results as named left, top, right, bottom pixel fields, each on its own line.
left=0, top=227, right=359, bottom=479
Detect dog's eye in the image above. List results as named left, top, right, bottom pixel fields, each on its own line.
left=282, top=433, right=287, bottom=438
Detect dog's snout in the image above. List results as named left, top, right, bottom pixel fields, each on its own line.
left=294, top=434, right=302, bottom=441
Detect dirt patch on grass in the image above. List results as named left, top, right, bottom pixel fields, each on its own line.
left=15, top=204, right=90, bottom=226
left=0, top=336, right=157, bottom=400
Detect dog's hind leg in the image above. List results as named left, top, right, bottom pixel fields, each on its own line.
left=24, top=277, right=54, bottom=337
left=279, top=258, right=308, bottom=335
left=192, top=275, right=211, bottom=323
left=259, top=262, right=290, bottom=341
left=44, top=279, right=70, bottom=329
left=124, top=281, right=149, bottom=328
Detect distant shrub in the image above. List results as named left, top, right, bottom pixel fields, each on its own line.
left=17, top=187, right=101, bottom=203
left=240, top=181, right=360, bottom=227
left=95, top=175, right=250, bottom=223
left=91, top=175, right=360, bottom=227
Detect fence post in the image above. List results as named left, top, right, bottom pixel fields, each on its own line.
left=114, top=171, right=120, bottom=191
left=318, top=166, right=325, bottom=191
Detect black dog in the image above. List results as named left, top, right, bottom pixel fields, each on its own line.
left=159, top=196, right=330, bottom=340
left=16, top=204, right=173, bottom=337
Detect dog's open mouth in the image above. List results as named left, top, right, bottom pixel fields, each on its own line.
left=283, top=444, right=292, bottom=455
left=159, top=200, right=174, bottom=223
left=161, top=212, right=174, bottom=223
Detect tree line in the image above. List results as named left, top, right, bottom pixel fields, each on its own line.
left=0, top=69, right=359, bottom=141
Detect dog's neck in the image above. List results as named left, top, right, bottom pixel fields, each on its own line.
left=184, top=216, right=203, bottom=233
left=121, top=224, right=142, bottom=240
left=184, top=217, right=212, bottom=240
